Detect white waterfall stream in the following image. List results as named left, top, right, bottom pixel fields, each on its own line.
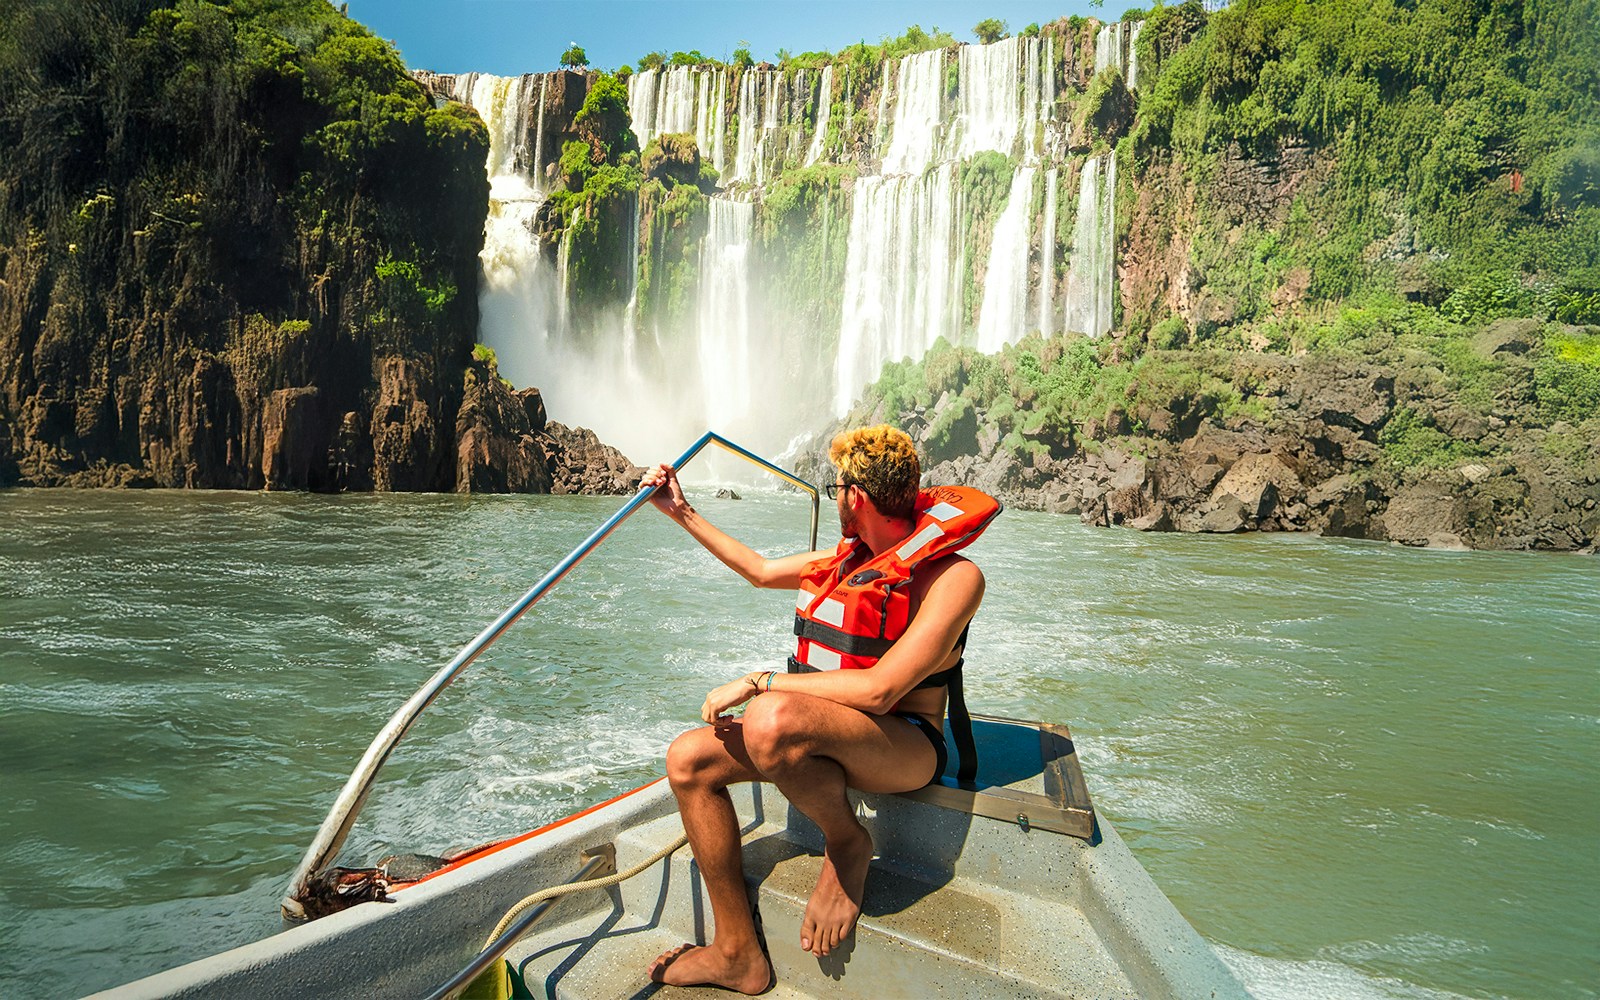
left=802, top=66, right=834, bottom=166
left=975, top=166, right=1038, bottom=353
left=1062, top=154, right=1117, bottom=338
left=879, top=49, right=944, bottom=175
left=697, top=198, right=755, bottom=434
left=629, top=66, right=728, bottom=175
left=1038, top=166, right=1059, bottom=339
left=835, top=166, right=961, bottom=415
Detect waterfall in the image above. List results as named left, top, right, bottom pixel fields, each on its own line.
left=627, top=69, right=657, bottom=148
left=1037, top=167, right=1058, bottom=339
left=1094, top=23, right=1123, bottom=76
left=1126, top=21, right=1145, bottom=91
left=788, top=69, right=807, bottom=161
left=831, top=32, right=1077, bottom=411
left=757, top=70, right=782, bottom=184
left=733, top=71, right=757, bottom=182
left=455, top=73, right=533, bottom=190
left=1042, top=36, right=1056, bottom=120
left=975, top=167, right=1038, bottom=353
left=1062, top=154, right=1116, bottom=338
left=841, top=65, right=854, bottom=136
left=439, top=27, right=1132, bottom=456
left=1095, top=20, right=1145, bottom=83
left=880, top=50, right=944, bottom=175
left=530, top=75, right=548, bottom=190
left=803, top=65, right=833, bottom=166
left=954, top=36, right=1053, bottom=161
left=451, top=74, right=557, bottom=382
left=630, top=66, right=727, bottom=174
left=834, top=165, right=960, bottom=414
left=697, top=199, right=755, bottom=431
left=699, top=70, right=727, bottom=174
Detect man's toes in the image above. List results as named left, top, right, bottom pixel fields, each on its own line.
left=647, top=943, right=692, bottom=979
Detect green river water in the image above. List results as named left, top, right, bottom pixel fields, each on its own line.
left=0, top=487, right=1595, bottom=999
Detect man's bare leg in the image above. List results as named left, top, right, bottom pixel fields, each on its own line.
left=741, top=693, right=937, bottom=958
left=647, top=725, right=772, bottom=994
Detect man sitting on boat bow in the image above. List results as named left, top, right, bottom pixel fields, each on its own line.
left=641, top=425, right=998, bottom=994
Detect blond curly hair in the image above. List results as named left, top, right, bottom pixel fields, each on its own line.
left=829, top=425, right=920, bottom=520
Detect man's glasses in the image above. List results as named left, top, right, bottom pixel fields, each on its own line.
left=825, top=482, right=850, bottom=500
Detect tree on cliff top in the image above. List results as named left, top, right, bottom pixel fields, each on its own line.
left=560, top=43, right=588, bottom=68
left=973, top=18, right=1008, bottom=44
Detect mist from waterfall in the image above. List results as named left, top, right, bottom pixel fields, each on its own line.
left=455, top=74, right=684, bottom=464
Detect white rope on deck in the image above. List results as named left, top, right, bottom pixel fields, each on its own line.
left=483, top=832, right=691, bottom=947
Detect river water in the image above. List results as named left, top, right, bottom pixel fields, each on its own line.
left=1, top=487, right=1594, bottom=999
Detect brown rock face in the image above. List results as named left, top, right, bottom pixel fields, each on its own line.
left=371, top=359, right=450, bottom=493
left=1379, top=481, right=1469, bottom=548
left=455, top=363, right=552, bottom=494
left=542, top=423, right=645, bottom=495
left=884, top=345, right=1598, bottom=552
left=262, top=388, right=328, bottom=491
left=453, top=352, right=640, bottom=496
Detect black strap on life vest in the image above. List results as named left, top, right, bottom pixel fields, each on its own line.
left=793, top=617, right=897, bottom=658
left=945, top=665, right=979, bottom=788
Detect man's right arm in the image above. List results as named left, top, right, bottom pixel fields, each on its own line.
left=642, top=464, right=830, bottom=589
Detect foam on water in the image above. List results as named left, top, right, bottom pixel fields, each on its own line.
left=1215, top=944, right=1482, bottom=1000
left=1, top=494, right=1595, bottom=999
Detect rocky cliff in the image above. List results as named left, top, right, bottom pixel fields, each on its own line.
left=0, top=1, right=640, bottom=495
left=0, top=1, right=492, bottom=491
left=455, top=348, right=642, bottom=494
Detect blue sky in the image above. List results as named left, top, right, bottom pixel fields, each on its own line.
left=345, top=1, right=1138, bottom=76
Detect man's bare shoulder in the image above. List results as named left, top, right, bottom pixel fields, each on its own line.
left=910, top=554, right=985, bottom=600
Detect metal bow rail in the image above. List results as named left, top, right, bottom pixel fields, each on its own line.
left=281, top=431, right=819, bottom=922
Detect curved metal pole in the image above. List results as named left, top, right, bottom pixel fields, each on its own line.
left=281, top=432, right=818, bottom=922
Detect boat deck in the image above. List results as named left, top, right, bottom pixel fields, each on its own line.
left=495, top=715, right=1239, bottom=999
left=94, top=716, right=1248, bottom=1000
left=510, top=801, right=1139, bottom=999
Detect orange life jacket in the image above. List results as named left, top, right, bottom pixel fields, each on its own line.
left=788, top=485, right=1001, bottom=785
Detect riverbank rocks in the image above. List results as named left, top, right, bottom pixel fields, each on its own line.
left=833, top=343, right=1599, bottom=552
left=1377, top=480, right=1468, bottom=548
left=454, top=352, right=640, bottom=496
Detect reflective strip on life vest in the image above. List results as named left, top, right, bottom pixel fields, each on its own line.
left=806, top=645, right=842, bottom=670
left=894, top=522, right=944, bottom=561
left=794, top=589, right=846, bottom=627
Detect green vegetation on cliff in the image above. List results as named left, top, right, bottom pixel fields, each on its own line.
left=0, top=0, right=489, bottom=489
left=1129, top=0, right=1600, bottom=328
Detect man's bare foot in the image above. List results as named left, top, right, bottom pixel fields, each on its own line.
left=647, top=942, right=772, bottom=994
left=799, top=824, right=873, bottom=957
